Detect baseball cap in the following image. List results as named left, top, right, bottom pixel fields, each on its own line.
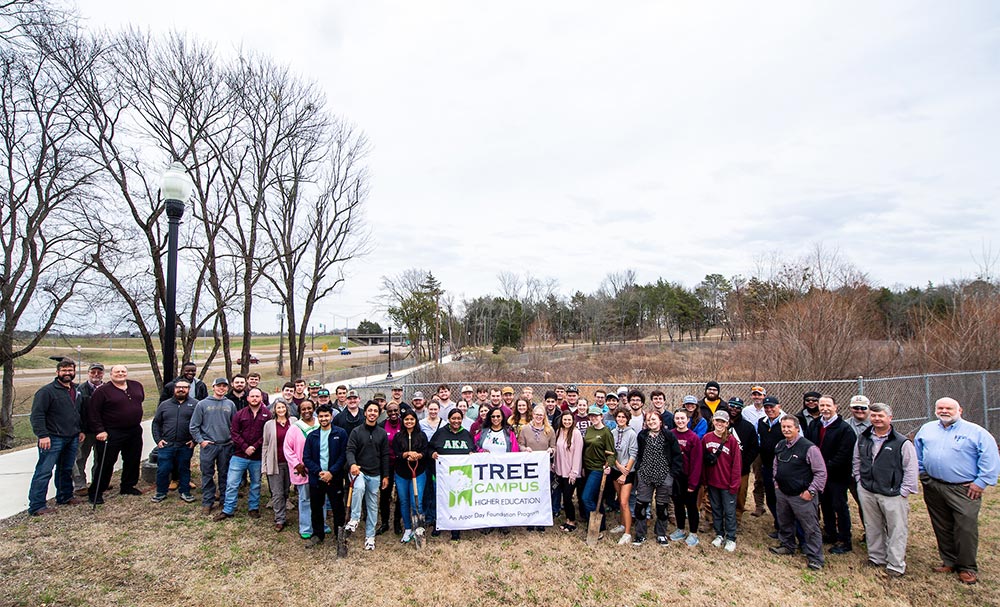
left=213, top=377, right=229, bottom=386
left=617, top=386, right=629, bottom=396
left=606, top=393, right=619, bottom=401
left=373, top=392, right=386, bottom=401
left=713, top=410, right=730, bottom=422
left=413, top=391, right=425, bottom=400
left=682, top=395, right=698, bottom=405
left=566, top=384, right=579, bottom=394
left=501, top=386, right=514, bottom=395
left=750, top=385, right=766, bottom=395
left=89, top=363, right=105, bottom=371
left=347, top=389, right=359, bottom=398
left=762, top=396, right=779, bottom=406
left=317, top=389, right=330, bottom=397
left=728, top=397, right=744, bottom=409
left=461, top=385, right=474, bottom=393
left=587, top=405, right=603, bottom=416
left=391, top=384, right=403, bottom=391
left=849, top=395, right=870, bottom=409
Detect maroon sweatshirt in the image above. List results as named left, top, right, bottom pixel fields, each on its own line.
left=231, top=405, right=271, bottom=460
left=88, top=380, right=145, bottom=433
left=701, top=432, right=742, bottom=494
left=671, top=428, right=703, bottom=486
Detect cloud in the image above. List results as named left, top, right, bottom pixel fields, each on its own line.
left=75, top=0, right=1000, bottom=328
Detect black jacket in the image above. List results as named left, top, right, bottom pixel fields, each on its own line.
left=730, top=417, right=759, bottom=476
left=635, top=428, right=684, bottom=479
left=346, top=422, right=390, bottom=478
left=757, top=414, right=786, bottom=465
left=804, top=415, right=856, bottom=484
left=391, top=429, right=429, bottom=479
left=698, top=398, right=728, bottom=428
left=30, top=379, right=82, bottom=438
left=79, top=381, right=101, bottom=433
left=152, top=396, right=198, bottom=444
left=161, top=377, right=208, bottom=402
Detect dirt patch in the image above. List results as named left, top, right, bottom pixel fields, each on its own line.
left=2, top=467, right=999, bottom=607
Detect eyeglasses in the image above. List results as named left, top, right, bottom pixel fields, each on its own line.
left=804, top=398, right=819, bottom=403
left=850, top=406, right=868, bottom=411
left=491, top=414, right=503, bottom=419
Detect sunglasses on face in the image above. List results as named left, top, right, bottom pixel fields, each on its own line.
left=851, top=406, right=868, bottom=411
left=804, top=398, right=819, bottom=403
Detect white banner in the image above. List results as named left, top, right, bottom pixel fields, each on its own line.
left=435, top=451, right=553, bottom=530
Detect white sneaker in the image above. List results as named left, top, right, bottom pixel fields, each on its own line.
left=401, top=530, right=413, bottom=543
left=364, top=537, right=375, bottom=551
left=711, top=535, right=724, bottom=548
left=685, top=533, right=699, bottom=547
left=610, top=525, right=626, bottom=534
left=618, top=533, right=632, bottom=545
left=724, top=539, right=736, bottom=552
left=344, top=519, right=358, bottom=533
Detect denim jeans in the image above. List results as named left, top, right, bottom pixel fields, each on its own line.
left=222, top=456, right=261, bottom=515
left=396, top=472, right=425, bottom=531
left=708, top=486, right=738, bottom=541
left=296, top=483, right=329, bottom=537
left=199, top=443, right=232, bottom=508
left=155, top=443, right=193, bottom=496
left=349, top=473, right=381, bottom=538
left=28, top=435, right=78, bottom=514
left=581, top=469, right=608, bottom=531
left=423, top=471, right=437, bottom=524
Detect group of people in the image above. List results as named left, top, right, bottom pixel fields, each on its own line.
left=27, top=363, right=999, bottom=584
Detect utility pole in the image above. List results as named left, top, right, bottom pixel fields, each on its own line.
left=311, top=325, right=315, bottom=352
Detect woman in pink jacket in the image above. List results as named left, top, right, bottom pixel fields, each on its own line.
left=554, top=411, right=584, bottom=533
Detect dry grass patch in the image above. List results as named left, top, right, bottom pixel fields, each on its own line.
left=2, top=476, right=1000, bottom=607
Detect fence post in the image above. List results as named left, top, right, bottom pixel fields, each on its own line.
left=983, top=372, right=990, bottom=434
left=857, top=376, right=864, bottom=396
left=924, top=375, right=932, bottom=423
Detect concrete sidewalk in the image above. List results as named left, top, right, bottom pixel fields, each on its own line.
left=0, top=357, right=446, bottom=520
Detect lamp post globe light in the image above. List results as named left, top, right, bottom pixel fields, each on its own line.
left=160, top=161, right=193, bottom=385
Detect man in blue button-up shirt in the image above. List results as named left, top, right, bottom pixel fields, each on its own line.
left=915, top=397, right=999, bottom=585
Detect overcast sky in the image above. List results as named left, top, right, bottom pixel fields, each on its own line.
left=76, top=1, right=1000, bottom=331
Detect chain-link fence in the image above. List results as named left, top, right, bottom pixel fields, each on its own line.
left=350, top=370, right=1000, bottom=439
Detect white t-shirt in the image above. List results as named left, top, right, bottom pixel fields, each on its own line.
left=742, top=405, right=766, bottom=426
left=481, top=429, right=510, bottom=454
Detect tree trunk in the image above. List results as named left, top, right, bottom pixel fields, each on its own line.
left=0, top=358, right=15, bottom=450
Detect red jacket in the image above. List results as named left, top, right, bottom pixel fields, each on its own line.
left=701, top=432, right=742, bottom=494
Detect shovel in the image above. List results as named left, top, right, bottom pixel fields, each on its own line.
left=408, top=459, right=425, bottom=549
left=586, top=471, right=609, bottom=547
left=337, top=474, right=357, bottom=557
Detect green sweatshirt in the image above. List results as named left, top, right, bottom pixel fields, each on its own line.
left=583, top=425, right=616, bottom=472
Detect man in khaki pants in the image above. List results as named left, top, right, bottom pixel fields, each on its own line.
left=852, top=403, right=917, bottom=577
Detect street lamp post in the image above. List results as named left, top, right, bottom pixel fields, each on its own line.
left=386, top=326, right=393, bottom=379
left=160, top=162, right=193, bottom=385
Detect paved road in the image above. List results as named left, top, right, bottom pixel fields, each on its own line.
left=0, top=356, right=448, bottom=520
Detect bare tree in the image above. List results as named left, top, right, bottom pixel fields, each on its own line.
left=260, top=119, right=370, bottom=378
left=75, top=29, right=235, bottom=391
left=0, top=12, right=93, bottom=447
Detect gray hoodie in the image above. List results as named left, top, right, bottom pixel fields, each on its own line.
left=189, top=395, right=236, bottom=444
